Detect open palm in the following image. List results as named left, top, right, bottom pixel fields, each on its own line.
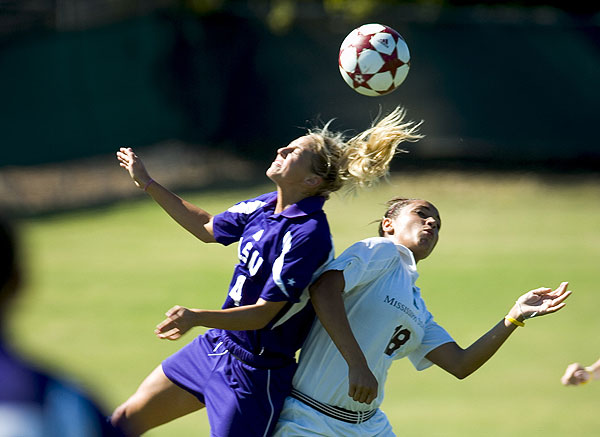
left=516, top=281, right=570, bottom=319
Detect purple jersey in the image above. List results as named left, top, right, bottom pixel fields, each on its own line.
left=163, top=191, right=334, bottom=435
left=212, top=191, right=334, bottom=363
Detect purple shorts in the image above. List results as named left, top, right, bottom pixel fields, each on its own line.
left=162, top=329, right=297, bottom=437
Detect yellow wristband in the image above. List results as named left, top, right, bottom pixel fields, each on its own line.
left=505, top=316, right=525, bottom=327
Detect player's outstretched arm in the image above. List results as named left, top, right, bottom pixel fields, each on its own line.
left=116, top=147, right=216, bottom=243
left=561, top=357, right=600, bottom=386
left=154, top=299, right=287, bottom=339
left=309, top=271, right=378, bottom=404
left=427, top=282, right=571, bottom=380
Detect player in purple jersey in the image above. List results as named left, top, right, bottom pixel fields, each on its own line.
left=274, top=197, right=571, bottom=436
left=0, top=214, right=129, bottom=437
left=111, top=107, right=423, bottom=436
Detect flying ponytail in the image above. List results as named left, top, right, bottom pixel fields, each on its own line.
left=307, top=106, right=423, bottom=198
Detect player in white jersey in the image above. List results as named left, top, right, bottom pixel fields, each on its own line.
left=274, top=197, right=571, bottom=436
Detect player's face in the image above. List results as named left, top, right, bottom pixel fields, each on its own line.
left=383, top=200, right=441, bottom=262
left=266, top=136, right=318, bottom=188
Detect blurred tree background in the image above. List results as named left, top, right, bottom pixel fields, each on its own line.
left=0, top=0, right=598, bottom=213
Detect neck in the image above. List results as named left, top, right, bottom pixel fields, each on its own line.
left=274, top=186, right=311, bottom=214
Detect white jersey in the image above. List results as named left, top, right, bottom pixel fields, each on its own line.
left=292, top=237, right=454, bottom=412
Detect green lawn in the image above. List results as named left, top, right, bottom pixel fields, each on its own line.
left=7, top=170, right=600, bottom=436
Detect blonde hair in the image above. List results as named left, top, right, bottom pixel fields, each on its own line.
left=306, top=106, right=423, bottom=198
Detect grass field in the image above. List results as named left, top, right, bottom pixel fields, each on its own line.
left=7, top=170, right=600, bottom=436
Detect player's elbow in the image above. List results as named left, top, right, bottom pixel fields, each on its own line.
left=193, top=218, right=216, bottom=243
left=441, top=355, right=476, bottom=380
left=197, top=234, right=217, bottom=244
left=451, top=368, right=472, bottom=380
left=429, top=343, right=474, bottom=380
left=250, top=299, right=287, bottom=330
left=448, top=360, right=479, bottom=380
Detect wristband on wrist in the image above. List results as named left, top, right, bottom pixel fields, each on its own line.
left=143, top=178, right=155, bottom=191
left=505, top=316, right=525, bottom=327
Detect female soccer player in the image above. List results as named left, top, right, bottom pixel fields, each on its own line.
left=111, top=108, right=422, bottom=436
left=274, top=197, right=571, bottom=436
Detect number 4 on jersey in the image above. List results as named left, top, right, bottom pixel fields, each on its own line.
left=229, top=274, right=246, bottom=306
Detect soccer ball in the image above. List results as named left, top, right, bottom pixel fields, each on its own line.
left=338, top=23, right=410, bottom=96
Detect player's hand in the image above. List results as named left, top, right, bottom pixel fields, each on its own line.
left=348, top=364, right=378, bottom=404
left=155, top=305, right=198, bottom=340
left=116, top=147, right=152, bottom=189
left=561, top=363, right=590, bottom=386
left=515, top=281, right=571, bottom=319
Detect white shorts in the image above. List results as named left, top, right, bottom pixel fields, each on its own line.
left=272, top=396, right=395, bottom=437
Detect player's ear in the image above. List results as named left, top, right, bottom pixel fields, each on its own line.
left=381, top=217, right=394, bottom=235
left=304, top=174, right=322, bottom=189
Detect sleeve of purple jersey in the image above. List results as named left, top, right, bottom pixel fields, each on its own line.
left=213, top=195, right=270, bottom=246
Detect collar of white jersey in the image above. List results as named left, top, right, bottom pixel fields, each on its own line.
left=394, top=243, right=419, bottom=280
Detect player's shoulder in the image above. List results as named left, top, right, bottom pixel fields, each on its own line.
left=350, top=236, right=398, bottom=252
left=225, top=192, right=275, bottom=215
left=337, top=237, right=399, bottom=260
left=253, top=191, right=277, bottom=203
left=287, top=219, right=332, bottom=254
left=361, top=236, right=396, bottom=248
left=287, top=208, right=331, bottom=239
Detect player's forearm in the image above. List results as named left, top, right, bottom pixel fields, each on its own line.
left=428, top=308, right=520, bottom=379
left=309, top=272, right=369, bottom=369
left=187, top=308, right=269, bottom=331
left=457, top=318, right=518, bottom=378
left=315, top=300, right=369, bottom=369
left=458, top=304, right=524, bottom=375
left=586, top=358, right=600, bottom=379
left=145, top=181, right=215, bottom=243
left=188, top=299, right=285, bottom=331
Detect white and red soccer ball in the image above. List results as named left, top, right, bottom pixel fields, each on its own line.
left=338, top=23, right=410, bottom=96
